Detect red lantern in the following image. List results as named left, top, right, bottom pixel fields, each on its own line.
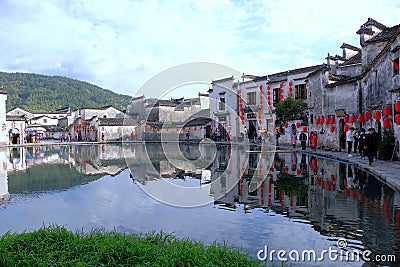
left=364, top=111, right=371, bottom=121
left=326, top=117, right=331, bottom=124
left=349, top=115, right=356, bottom=123
left=330, top=125, right=335, bottom=133
left=330, top=174, right=335, bottom=182
left=383, top=118, right=390, bottom=128
left=316, top=118, right=320, bottom=125
left=396, top=101, right=400, bottom=113
left=384, top=106, right=391, bottom=117
left=284, top=122, right=288, bottom=128
left=358, top=114, right=364, bottom=123
left=303, top=127, right=307, bottom=132
left=344, top=124, right=349, bottom=132
left=331, top=116, right=335, bottom=124
left=344, top=115, right=349, bottom=123
left=296, top=122, right=300, bottom=128
left=320, top=116, right=325, bottom=124
left=375, top=111, right=382, bottom=120
left=396, top=114, right=400, bottom=125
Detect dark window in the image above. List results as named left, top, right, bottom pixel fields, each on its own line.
left=295, top=84, right=307, bottom=100
left=273, top=88, right=279, bottom=104
left=247, top=92, right=257, bottom=105
left=219, top=96, right=225, bottom=110
left=393, top=57, right=399, bottom=76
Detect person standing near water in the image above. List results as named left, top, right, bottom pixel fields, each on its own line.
left=365, top=128, right=379, bottom=165
left=346, top=127, right=354, bottom=157
left=299, top=131, right=307, bottom=150
left=291, top=132, right=297, bottom=148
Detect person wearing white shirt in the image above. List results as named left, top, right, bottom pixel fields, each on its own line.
left=346, top=127, right=355, bottom=157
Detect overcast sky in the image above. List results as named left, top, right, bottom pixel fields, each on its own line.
left=1, top=0, right=400, bottom=97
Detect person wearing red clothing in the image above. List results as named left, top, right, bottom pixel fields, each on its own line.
left=311, top=131, right=318, bottom=150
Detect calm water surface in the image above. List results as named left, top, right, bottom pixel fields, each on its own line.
left=0, top=143, right=399, bottom=266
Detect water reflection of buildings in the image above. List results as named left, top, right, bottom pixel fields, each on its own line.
left=0, top=144, right=129, bottom=204
left=207, top=147, right=400, bottom=264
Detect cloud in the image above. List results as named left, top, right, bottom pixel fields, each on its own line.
left=0, top=0, right=399, bottom=97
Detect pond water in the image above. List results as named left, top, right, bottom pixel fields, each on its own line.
left=0, top=143, right=399, bottom=266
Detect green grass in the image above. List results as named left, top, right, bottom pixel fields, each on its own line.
left=0, top=226, right=274, bottom=266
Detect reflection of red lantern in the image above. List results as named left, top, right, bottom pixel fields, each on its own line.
left=284, top=166, right=289, bottom=172
left=326, top=117, right=331, bottom=124
left=383, top=118, right=390, bottom=128
left=331, top=116, right=335, bottom=124
left=358, top=114, right=364, bottom=122
left=303, top=127, right=307, bottom=132
left=396, top=101, right=400, bottom=113
left=344, top=124, right=349, bottom=132
left=375, top=111, right=382, bottom=120
left=330, top=125, right=335, bottom=133
left=297, top=169, right=301, bottom=175
left=284, top=122, right=288, bottom=128
left=296, top=122, right=300, bottom=128
left=364, top=111, right=371, bottom=121
left=344, top=115, right=349, bottom=123
left=330, top=174, right=335, bottom=182
left=396, top=114, right=400, bottom=125
left=320, top=116, right=325, bottom=124
left=384, top=106, right=391, bottom=116
left=349, top=115, right=356, bottom=123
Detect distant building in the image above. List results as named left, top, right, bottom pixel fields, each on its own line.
left=0, top=88, right=7, bottom=144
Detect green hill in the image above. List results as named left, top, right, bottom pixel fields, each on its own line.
left=0, top=72, right=132, bottom=112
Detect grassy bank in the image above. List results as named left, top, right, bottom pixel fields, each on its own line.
left=0, top=226, right=268, bottom=266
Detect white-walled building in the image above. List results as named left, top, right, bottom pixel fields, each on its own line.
left=0, top=89, right=7, bottom=144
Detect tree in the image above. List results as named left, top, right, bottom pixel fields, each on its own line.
left=273, top=98, right=307, bottom=124
left=378, top=129, right=397, bottom=160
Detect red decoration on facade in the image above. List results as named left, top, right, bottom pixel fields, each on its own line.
left=396, top=114, right=400, bottom=125
left=330, top=125, right=335, bottom=133
left=296, top=122, right=300, bottom=128
left=344, top=115, right=349, bottom=123
left=383, top=117, right=391, bottom=128
left=315, top=118, right=319, bottom=125
left=344, top=124, right=349, bottom=132
left=364, top=111, right=371, bottom=121
left=358, top=114, right=364, bottom=123
left=384, top=106, right=391, bottom=117
left=349, top=115, right=356, bottom=123
left=375, top=111, right=382, bottom=120
left=396, top=101, right=400, bottom=113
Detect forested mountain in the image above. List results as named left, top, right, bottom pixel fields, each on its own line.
left=0, top=72, right=132, bottom=112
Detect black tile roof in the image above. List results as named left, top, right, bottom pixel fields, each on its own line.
left=363, top=18, right=387, bottom=30
left=254, top=64, right=325, bottom=83
left=6, top=115, right=26, bottom=121
left=340, top=43, right=361, bottom=51
left=364, top=24, right=400, bottom=45
left=98, top=118, right=136, bottom=126
left=340, top=52, right=362, bottom=66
